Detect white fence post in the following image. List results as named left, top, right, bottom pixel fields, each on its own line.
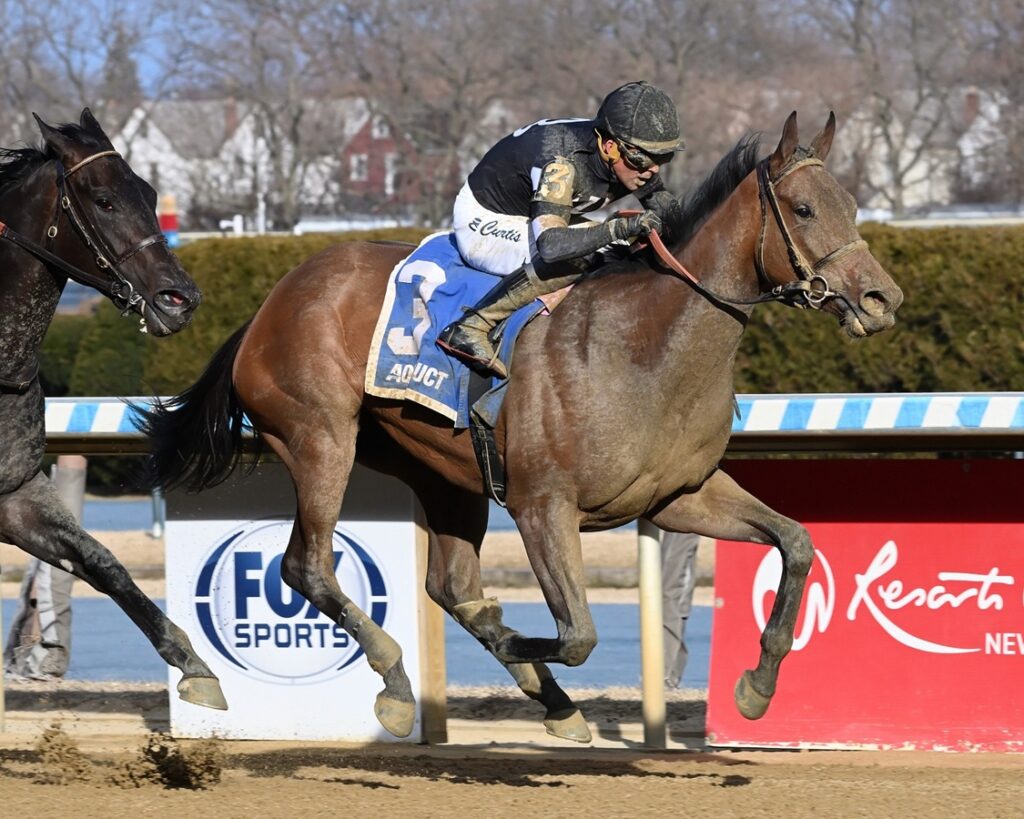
left=637, top=518, right=666, bottom=748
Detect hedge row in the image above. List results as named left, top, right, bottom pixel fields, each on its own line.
left=735, top=224, right=1024, bottom=394
left=45, top=224, right=1024, bottom=405
left=144, top=228, right=431, bottom=393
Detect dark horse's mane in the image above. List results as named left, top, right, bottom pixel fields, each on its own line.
left=667, top=133, right=762, bottom=250
left=0, top=122, right=90, bottom=195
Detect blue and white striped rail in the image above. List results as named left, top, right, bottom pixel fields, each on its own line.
left=734, top=392, right=1024, bottom=433
left=44, top=397, right=148, bottom=435
left=42, top=393, right=1024, bottom=454
left=43, top=397, right=152, bottom=454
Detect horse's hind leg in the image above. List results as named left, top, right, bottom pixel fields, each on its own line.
left=264, top=425, right=415, bottom=738
left=648, top=468, right=814, bottom=720
left=0, top=472, right=226, bottom=709
left=415, top=479, right=592, bottom=743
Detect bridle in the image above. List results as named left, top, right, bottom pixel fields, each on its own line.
left=0, top=149, right=168, bottom=316
left=753, top=156, right=866, bottom=310
left=647, top=154, right=868, bottom=312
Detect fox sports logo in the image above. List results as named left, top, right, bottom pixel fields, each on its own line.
left=194, top=521, right=390, bottom=684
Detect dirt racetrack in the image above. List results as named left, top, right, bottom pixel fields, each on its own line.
left=1, top=681, right=1023, bottom=817
left=2, top=530, right=1023, bottom=815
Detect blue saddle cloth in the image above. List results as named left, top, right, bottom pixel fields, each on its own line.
left=365, top=231, right=545, bottom=428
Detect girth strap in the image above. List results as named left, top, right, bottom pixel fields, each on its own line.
left=469, top=418, right=507, bottom=506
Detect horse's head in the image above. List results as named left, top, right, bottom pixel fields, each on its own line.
left=756, top=112, right=902, bottom=337
left=32, top=109, right=202, bottom=336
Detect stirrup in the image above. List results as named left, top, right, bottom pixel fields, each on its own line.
left=436, top=320, right=507, bottom=377
left=436, top=335, right=506, bottom=378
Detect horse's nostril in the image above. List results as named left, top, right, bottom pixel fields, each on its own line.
left=156, top=290, right=194, bottom=314
left=860, top=291, right=889, bottom=318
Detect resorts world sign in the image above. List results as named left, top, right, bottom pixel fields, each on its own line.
left=751, top=540, right=1019, bottom=656
left=707, top=459, right=1024, bottom=753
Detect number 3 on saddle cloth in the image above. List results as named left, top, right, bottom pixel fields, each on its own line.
left=365, top=231, right=548, bottom=431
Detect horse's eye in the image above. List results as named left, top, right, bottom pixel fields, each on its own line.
left=794, top=204, right=813, bottom=219
left=96, top=197, right=114, bottom=212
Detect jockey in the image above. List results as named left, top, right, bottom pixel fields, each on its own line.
left=437, top=80, right=685, bottom=378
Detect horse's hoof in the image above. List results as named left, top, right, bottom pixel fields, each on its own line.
left=177, top=675, right=228, bottom=711
left=375, top=692, right=416, bottom=738
left=544, top=708, right=592, bottom=743
left=734, top=670, right=772, bottom=720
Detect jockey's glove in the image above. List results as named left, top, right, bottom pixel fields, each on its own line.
left=612, top=209, right=663, bottom=241
left=644, top=190, right=683, bottom=228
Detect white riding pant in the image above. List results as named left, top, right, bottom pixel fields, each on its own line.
left=453, top=182, right=644, bottom=279
left=452, top=183, right=532, bottom=276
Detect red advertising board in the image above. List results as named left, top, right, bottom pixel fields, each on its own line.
left=707, top=459, right=1024, bottom=751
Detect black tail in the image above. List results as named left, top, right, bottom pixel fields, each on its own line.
left=138, top=320, right=263, bottom=492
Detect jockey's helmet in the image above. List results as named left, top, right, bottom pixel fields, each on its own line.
left=596, top=81, right=686, bottom=155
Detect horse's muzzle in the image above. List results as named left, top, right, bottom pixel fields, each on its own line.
left=144, top=286, right=202, bottom=336
left=838, top=282, right=902, bottom=338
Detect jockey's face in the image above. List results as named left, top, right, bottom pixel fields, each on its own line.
left=602, top=137, right=663, bottom=191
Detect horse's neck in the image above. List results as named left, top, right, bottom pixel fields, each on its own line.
left=0, top=165, right=66, bottom=382
left=651, top=179, right=762, bottom=379
left=681, top=179, right=762, bottom=308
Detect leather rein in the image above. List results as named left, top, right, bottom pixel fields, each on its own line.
left=648, top=156, right=867, bottom=311
left=0, top=149, right=167, bottom=315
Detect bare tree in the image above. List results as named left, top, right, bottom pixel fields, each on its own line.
left=955, top=0, right=1024, bottom=203
left=325, top=0, right=535, bottom=225
left=515, top=0, right=832, bottom=190
left=0, top=0, right=175, bottom=141
left=798, top=0, right=970, bottom=215
left=3, top=0, right=1006, bottom=227
left=172, top=0, right=362, bottom=229
left=605, top=0, right=782, bottom=186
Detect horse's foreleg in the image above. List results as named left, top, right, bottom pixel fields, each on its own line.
left=269, top=428, right=415, bottom=738
left=491, top=498, right=597, bottom=669
left=649, top=468, right=814, bottom=720
left=0, top=472, right=226, bottom=709
left=418, top=486, right=591, bottom=743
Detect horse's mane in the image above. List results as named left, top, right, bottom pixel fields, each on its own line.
left=0, top=147, right=48, bottom=194
left=665, top=133, right=762, bottom=250
left=590, top=133, right=763, bottom=280
left=0, top=122, right=92, bottom=195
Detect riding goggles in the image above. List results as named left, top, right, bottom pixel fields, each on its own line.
left=617, top=140, right=673, bottom=172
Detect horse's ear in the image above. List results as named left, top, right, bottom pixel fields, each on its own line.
left=80, top=107, right=105, bottom=135
left=809, top=111, right=836, bottom=162
left=33, top=113, right=58, bottom=141
left=80, top=107, right=116, bottom=150
left=769, top=111, right=799, bottom=175
left=33, top=113, right=74, bottom=157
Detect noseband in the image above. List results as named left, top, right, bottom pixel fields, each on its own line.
left=0, top=149, right=168, bottom=315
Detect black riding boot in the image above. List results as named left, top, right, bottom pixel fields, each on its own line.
left=436, top=266, right=539, bottom=379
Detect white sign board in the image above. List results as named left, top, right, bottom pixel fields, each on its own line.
left=166, top=462, right=424, bottom=741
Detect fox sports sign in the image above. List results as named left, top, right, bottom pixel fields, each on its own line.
left=193, top=520, right=390, bottom=685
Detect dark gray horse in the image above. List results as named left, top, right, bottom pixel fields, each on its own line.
left=0, top=110, right=224, bottom=710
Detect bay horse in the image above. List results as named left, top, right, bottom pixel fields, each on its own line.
left=0, top=110, right=226, bottom=710
left=143, top=113, right=903, bottom=741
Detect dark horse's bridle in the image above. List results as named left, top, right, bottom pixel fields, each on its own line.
left=649, top=155, right=868, bottom=312
left=0, top=149, right=168, bottom=316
